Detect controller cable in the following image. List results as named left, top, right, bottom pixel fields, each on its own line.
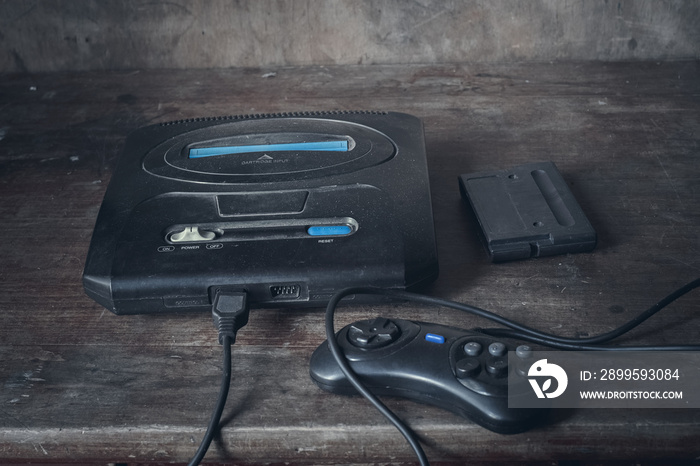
left=324, top=278, right=700, bottom=466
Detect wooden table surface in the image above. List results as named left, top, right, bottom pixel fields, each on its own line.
left=1, top=61, right=699, bottom=465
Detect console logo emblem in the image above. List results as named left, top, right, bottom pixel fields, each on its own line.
left=528, top=359, right=568, bottom=399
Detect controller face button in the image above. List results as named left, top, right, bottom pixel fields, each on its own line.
left=486, top=357, right=509, bottom=378
left=488, top=342, right=507, bottom=357
left=347, top=317, right=401, bottom=349
left=516, top=345, right=532, bottom=359
left=463, top=341, right=483, bottom=356
left=456, top=357, right=482, bottom=378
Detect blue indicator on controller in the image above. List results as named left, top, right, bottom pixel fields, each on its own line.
left=425, top=333, right=445, bottom=344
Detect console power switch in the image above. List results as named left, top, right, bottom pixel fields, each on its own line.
left=170, top=226, right=216, bottom=243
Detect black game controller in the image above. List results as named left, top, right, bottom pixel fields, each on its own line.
left=309, top=317, right=548, bottom=434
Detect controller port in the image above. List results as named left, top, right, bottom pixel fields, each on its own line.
left=270, top=284, right=301, bottom=299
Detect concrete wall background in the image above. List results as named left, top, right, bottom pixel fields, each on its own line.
left=1, top=0, right=698, bottom=73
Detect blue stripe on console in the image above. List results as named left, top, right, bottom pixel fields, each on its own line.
left=189, top=140, right=348, bottom=158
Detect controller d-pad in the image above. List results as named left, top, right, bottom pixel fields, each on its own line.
left=347, top=317, right=401, bottom=349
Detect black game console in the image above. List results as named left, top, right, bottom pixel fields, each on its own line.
left=83, top=111, right=439, bottom=314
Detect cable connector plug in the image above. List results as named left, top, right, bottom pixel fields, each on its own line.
left=212, top=291, right=249, bottom=345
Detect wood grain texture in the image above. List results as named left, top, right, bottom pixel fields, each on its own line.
left=0, top=61, right=699, bottom=464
